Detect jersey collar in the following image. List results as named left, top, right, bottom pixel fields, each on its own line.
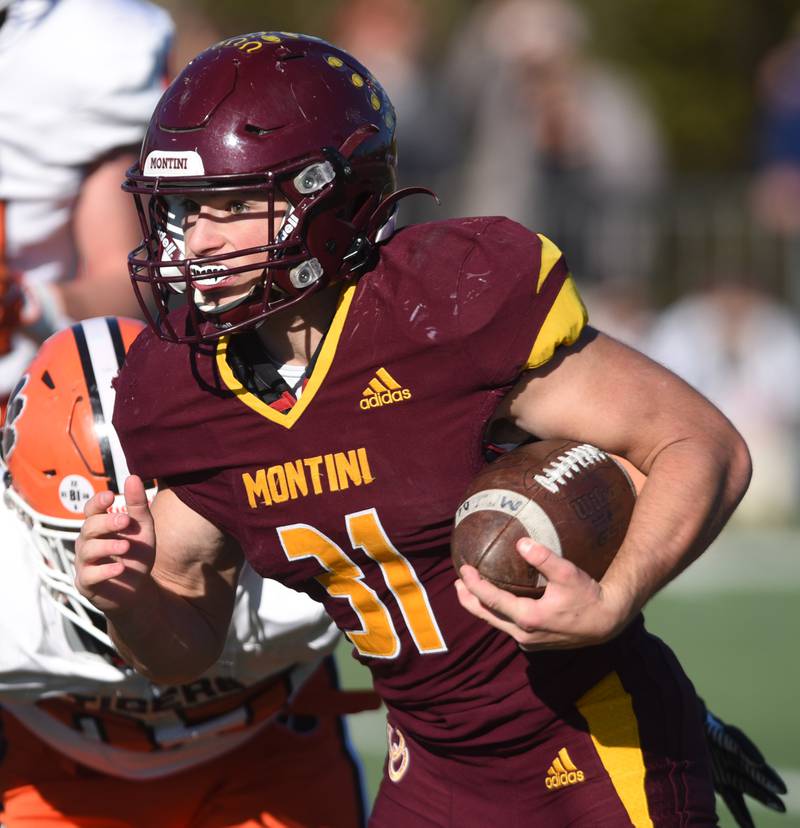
left=215, top=282, right=357, bottom=429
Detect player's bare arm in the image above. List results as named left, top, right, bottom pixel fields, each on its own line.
left=456, top=327, right=752, bottom=650
left=60, top=149, right=145, bottom=319
left=76, top=476, right=243, bottom=684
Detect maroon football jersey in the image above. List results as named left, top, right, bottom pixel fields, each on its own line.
left=115, top=217, right=644, bottom=754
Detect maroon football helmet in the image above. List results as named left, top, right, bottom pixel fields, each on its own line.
left=124, top=32, right=421, bottom=344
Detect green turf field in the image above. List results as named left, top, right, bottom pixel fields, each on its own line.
left=336, top=524, right=800, bottom=826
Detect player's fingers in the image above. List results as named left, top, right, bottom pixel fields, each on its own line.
left=75, top=559, right=126, bottom=589
left=454, top=579, right=562, bottom=651
left=726, top=726, right=786, bottom=792
left=78, top=511, right=132, bottom=541
left=454, top=578, right=525, bottom=633
left=76, top=537, right=130, bottom=565
left=83, top=490, right=115, bottom=517
left=123, top=475, right=152, bottom=522
left=733, top=771, right=788, bottom=811
left=516, top=538, right=581, bottom=584
left=458, top=565, right=539, bottom=626
left=719, top=789, right=755, bottom=828
left=458, top=564, right=515, bottom=614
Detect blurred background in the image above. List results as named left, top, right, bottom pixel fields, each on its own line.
left=158, top=0, right=800, bottom=529
left=151, top=1, right=800, bottom=823
left=153, top=0, right=799, bottom=824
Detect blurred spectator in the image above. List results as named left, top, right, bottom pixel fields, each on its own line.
left=444, top=0, right=665, bottom=287
left=645, top=283, right=800, bottom=525
left=154, top=0, right=221, bottom=77
left=328, top=0, right=457, bottom=222
left=0, top=0, right=173, bottom=403
left=751, top=14, right=800, bottom=236
left=579, top=281, right=655, bottom=351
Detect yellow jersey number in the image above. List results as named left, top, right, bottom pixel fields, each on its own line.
left=277, top=508, right=447, bottom=659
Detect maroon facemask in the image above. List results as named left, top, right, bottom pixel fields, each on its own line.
left=124, top=32, right=423, bottom=344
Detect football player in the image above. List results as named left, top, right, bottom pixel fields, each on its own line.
left=74, top=33, right=782, bottom=826
left=0, top=317, right=374, bottom=827
left=0, top=0, right=172, bottom=401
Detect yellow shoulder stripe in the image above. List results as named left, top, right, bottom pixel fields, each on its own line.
left=524, top=234, right=587, bottom=370
left=536, top=233, right=564, bottom=292
left=525, top=274, right=587, bottom=370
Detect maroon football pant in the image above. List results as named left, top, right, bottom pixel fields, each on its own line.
left=370, top=637, right=717, bottom=827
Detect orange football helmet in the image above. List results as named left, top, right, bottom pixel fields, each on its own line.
left=0, top=316, right=151, bottom=648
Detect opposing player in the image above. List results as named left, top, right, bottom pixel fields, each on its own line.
left=0, top=0, right=172, bottom=399
left=0, top=317, right=373, bottom=827
left=75, top=34, right=775, bottom=825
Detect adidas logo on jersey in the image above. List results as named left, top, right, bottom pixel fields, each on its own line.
left=545, top=748, right=585, bottom=789
left=360, top=368, right=411, bottom=410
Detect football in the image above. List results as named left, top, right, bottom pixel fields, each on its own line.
left=451, top=440, right=637, bottom=597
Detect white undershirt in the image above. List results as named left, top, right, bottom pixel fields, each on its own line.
left=276, top=362, right=306, bottom=399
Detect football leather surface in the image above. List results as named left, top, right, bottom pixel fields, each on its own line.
left=451, top=440, right=636, bottom=597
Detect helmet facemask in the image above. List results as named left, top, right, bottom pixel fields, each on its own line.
left=4, top=484, right=114, bottom=649
left=3, top=484, right=157, bottom=652
left=126, top=143, right=392, bottom=345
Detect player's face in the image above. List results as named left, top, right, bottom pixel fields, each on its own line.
left=181, top=192, right=289, bottom=314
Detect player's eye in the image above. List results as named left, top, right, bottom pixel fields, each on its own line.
left=229, top=200, right=249, bottom=215
left=181, top=198, right=200, bottom=215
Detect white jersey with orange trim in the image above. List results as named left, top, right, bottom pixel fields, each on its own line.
left=0, top=492, right=341, bottom=780
left=0, top=0, right=173, bottom=393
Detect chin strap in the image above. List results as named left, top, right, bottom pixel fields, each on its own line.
left=367, top=187, right=440, bottom=238
left=342, top=186, right=440, bottom=274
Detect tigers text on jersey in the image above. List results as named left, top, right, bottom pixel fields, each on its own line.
left=115, top=217, right=646, bottom=754
left=0, top=493, right=339, bottom=780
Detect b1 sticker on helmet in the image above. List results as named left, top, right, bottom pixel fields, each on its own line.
left=144, top=151, right=205, bottom=177
left=59, top=475, right=95, bottom=514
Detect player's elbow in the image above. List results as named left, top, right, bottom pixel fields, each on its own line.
left=109, top=627, right=224, bottom=686
left=725, top=426, right=753, bottom=505
left=119, top=651, right=221, bottom=687
left=709, top=417, right=753, bottom=509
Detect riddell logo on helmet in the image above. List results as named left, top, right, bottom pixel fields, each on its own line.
left=360, top=368, right=411, bottom=410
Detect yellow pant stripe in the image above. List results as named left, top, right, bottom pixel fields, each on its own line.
left=576, top=672, right=654, bottom=828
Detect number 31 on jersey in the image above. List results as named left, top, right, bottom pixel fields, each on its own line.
left=277, top=508, right=447, bottom=659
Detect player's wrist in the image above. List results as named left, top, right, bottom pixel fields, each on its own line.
left=597, top=575, right=640, bottom=638
left=102, top=574, right=161, bottom=629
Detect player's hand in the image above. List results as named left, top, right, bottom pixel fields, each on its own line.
left=75, top=475, right=157, bottom=616
left=454, top=538, right=631, bottom=650
left=701, top=699, right=787, bottom=828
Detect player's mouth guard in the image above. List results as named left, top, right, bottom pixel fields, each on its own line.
left=155, top=199, right=295, bottom=314
left=191, top=203, right=321, bottom=315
